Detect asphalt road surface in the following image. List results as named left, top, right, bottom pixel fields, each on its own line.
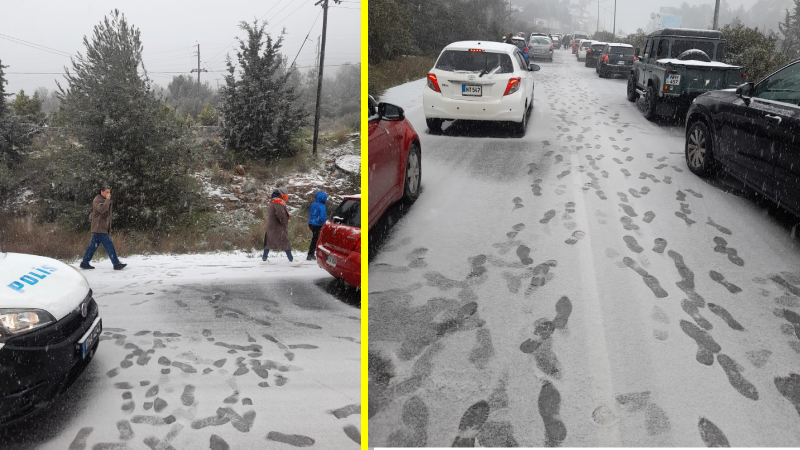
left=368, top=48, right=800, bottom=447
left=0, top=253, right=360, bottom=449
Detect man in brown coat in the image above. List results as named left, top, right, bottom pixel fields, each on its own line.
left=80, top=185, right=127, bottom=270
left=262, top=189, right=302, bottom=266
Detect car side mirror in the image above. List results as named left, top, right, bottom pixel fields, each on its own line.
left=529, top=63, right=541, bottom=71
left=635, top=48, right=640, bottom=57
left=378, top=102, right=404, bottom=121
left=736, top=82, right=754, bottom=105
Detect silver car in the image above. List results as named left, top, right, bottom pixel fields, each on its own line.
left=528, top=37, right=553, bottom=61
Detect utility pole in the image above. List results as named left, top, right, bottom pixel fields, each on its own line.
left=312, top=0, right=341, bottom=157
left=712, top=0, right=721, bottom=29
left=315, top=36, right=321, bottom=69
left=190, top=43, right=208, bottom=97
left=613, top=0, right=617, bottom=37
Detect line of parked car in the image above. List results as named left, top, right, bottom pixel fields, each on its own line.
left=574, top=28, right=800, bottom=220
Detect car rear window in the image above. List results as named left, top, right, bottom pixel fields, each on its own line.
left=581, top=42, right=592, bottom=48
left=532, top=38, right=550, bottom=45
left=332, top=199, right=360, bottom=228
left=592, top=44, right=605, bottom=51
left=511, top=40, right=526, bottom=49
left=671, top=40, right=716, bottom=59
left=609, top=46, right=634, bottom=55
left=435, top=50, right=514, bottom=74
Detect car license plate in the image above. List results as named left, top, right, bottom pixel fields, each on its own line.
left=666, top=74, right=681, bottom=85
left=78, top=316, right=102, bottom=359
left=617, top=60, right=625, bottom=64
left=533, top=49, right=542, bottom=53
left=462, top=85, right=482, bottom=97
left=326, top=254, right=337, bottom=267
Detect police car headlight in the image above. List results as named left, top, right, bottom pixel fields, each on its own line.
left=0, top=309, right=56, bottom=342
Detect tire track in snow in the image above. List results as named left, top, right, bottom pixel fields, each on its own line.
left=568, top=152, right=623, bottom=446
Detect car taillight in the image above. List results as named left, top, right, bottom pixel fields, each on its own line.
left=427, top=73, right=441, bottom=93
left=524, top=47, right=528, bottom=52
left=742, top=73, right=747, bottom=78
left=602, top=55, right=608, bottom=62
left=587, top=49, right=592, bottom=52
left=353, top=240, right=361, bottom=253
left=504, top=77, right=521, bottom=96
left=550, top=45, right=553, bottom=51
left=633, top=56, right=639, bottom=62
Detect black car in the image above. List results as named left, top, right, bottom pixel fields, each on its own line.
left=584, top=42, right=607, bottom=68
left=685, top=59, right=800, bottom=215
left=596, top=43, right=637, bottom=78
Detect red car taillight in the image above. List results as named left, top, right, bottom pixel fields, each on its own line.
left=504, top=77, right=521, bottom=96
left=427, top=73, right=440, bottom=93
left=550, top=45, right=553, bottom=51
left=633, top=56, right=639, bottom=62
left=353, top=240, right=361, bottom=253
left=587, top=48, right=592, bottom=52
left=524, top=47, right=528, bottom=52
left=602, top=55, right=609, bottom=62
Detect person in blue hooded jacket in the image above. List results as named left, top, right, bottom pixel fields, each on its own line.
left=307, top=190, right=328, bottom=260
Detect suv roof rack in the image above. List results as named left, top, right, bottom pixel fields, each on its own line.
left=648, top=28, right=724, bottom=39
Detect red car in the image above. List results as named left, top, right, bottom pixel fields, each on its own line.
left=316, top=195, right=361, bottom=288
left=368, top=95, right=421, bottom=228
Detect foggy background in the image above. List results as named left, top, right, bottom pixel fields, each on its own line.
left=0, top=0, right=361, bottom=99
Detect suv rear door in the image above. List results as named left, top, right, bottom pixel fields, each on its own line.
left=607, top=46, right=635, bottom=66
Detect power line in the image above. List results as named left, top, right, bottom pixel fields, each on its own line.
left=290, top=9, right=323, bottom=68
left=268, top=0, right=314, bottom=33
left=0, top=34, right=72, bottom=57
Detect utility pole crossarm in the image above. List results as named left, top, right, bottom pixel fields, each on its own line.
left=191, top=43, right=208, bottom=97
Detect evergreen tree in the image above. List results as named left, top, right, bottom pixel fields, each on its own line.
left=220, top=19, right=305, bottom=161
left=11, top=89, right=46, bottom=124
left=0, top=59, right=7, bottom=119
left=198, top=102, right=217, bottom=126
left=779, top=0, right=800, bottom=58
left=55, top=9, right=204, bottom=230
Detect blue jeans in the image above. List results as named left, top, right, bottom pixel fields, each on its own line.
left=263, top=246, right=292, bottom=262
left=82, top=233, right=121, bottom=266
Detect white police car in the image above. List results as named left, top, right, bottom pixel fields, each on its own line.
left=0, top=252, right=101, bottom=425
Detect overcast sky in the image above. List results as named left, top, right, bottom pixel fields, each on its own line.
left=0, top=0, right=361, bottom=96
left=577, top=0, right=759, bottom=35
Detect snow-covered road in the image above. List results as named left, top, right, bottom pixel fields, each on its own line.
left=3, top=253, right=360, bottom=449
left=368, top=49, right=800, bottom=447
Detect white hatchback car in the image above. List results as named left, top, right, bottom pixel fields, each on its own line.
left=0, top=252, right=101, bottom=425
left=424, top=41, right=540, bottom=135
left=577, top=40, right=595, bottom=61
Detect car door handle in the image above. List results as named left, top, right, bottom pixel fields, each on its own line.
left=765, top=114, right=782, bottom=124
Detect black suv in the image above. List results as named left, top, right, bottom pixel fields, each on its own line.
left=596, top=43, right=636, bottom=78
left=684, top=59, right=800, bottom=215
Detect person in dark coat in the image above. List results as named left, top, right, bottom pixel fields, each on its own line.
left=263, top=190, right=302, bottom=266
left=503, top=33, right=514, bottom=44
left=80, top=184, right=126, bottom=270
left=307, top=190, right=328, bottom=260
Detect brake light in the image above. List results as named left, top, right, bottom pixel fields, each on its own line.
left=353, top=240, right=361, bottom=253
left=633, top=56, right=639, bottom=62
left=524, top=47, right=528, bottom=52
left=468, top=48, right=483, bottom=53
left=427, top=73, right=441, bottom=93
left=666, top=69, right=670, bottom=74
left=550, top=45, right=553, bottom=51
left=587, top=49, right=592, bottom=52
left=504, top=77, right=521, bottom=96
left=742, top=73, right=747, bottom=78
left=602, top=55, right=608, bottom=62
